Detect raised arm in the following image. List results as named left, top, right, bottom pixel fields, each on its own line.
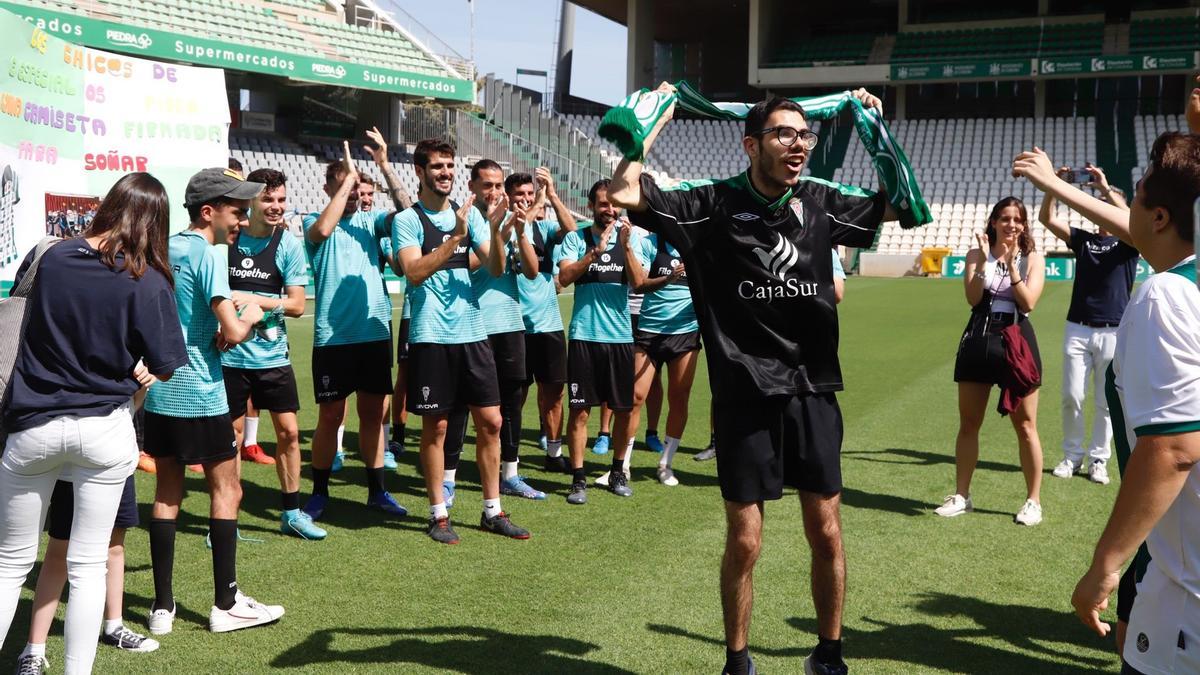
left=1014, top=148, right=1133, bottom=247
left=537, top=167, right=577, bottom=239
left=307, top=142, right=357, bottom=246
left=513, top=206, right=539, bottom=280
left=962, top=235, right=988, bottom=308
left=1037, top=177, right=1071, bottom=243
left=366, top=126, right=413, bottom=210
left=609, top=82, right=677, bottom=212
left=479, top=194, right=509, bottom=278
left=399, top=196, right=477, bottom=287
left=619, top=222, right=647, bottom=291
left=1084, top=164, right=1128, bottom=210
left=1007, top=250, right=1044, bottom=314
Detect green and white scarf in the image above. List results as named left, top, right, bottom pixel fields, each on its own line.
left=598, top=80, right=931, bottom=229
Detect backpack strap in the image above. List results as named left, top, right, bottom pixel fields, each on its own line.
left=11, top=237, right=60, bottom=299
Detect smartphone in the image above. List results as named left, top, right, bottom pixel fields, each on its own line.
left=1071, top=168, right=1093, bottom=184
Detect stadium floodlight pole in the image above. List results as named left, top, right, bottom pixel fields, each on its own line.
left=468, top=0, right=474, bottom=69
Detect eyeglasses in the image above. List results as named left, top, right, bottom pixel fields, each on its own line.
left=755, top=126, right=819, bottom=150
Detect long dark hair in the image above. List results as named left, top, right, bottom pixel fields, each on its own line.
left=82, top=172, right=173, bottom=284
left=984, top=196, right=1034, bottom=256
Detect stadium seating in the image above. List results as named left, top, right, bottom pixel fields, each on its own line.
left=299, top=16, right=446, bottom=76
left=1130, top=112, right=1187, bottom=195
left=95, top=0, right=311, bottom=54
left=891, top=23, right=1102, bottom=63
left=1130, top=16, right=1200, bottom=53
left=764, top=34, right=875, bottom=67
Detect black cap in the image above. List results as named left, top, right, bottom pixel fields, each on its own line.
left=184, top=167, right=263, bottom=207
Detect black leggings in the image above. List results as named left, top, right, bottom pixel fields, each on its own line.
left=498, top=379, right=524, bottom=463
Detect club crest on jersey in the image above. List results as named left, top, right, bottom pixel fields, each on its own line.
left=740, top=232, right=818, bottom=302
left=789, top=198, right=806, bottom=228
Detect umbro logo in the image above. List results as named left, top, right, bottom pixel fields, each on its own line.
left=732, top=212, right=758, bottom=222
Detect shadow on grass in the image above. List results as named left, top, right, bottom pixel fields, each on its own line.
left=649, top=591, right=1115, bottom=673
left=844, top=448, right=1020, bottom=474
left=271, top=625, right=636, bottom=673
left=841, top=487, right=1014, bottom=518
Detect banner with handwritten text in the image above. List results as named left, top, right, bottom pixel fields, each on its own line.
left=0, top=7, right=229, bottom=283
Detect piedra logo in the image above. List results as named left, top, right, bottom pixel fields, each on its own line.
left=312, top=63, right=347, bottom=80
left=106, top=29, right=152, bottom=50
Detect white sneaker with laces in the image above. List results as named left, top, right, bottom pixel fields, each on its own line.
left=148, top=604, right=176, bottom=635
left=209, top=592, right=284, bottom=633
left=1052, top=458, right=1078, bottom=479
left=656, top=466, right=679, bottom=487
left=934, top=494, right=972, bottom=517
left=1014, top=499, right=1043, bottom=526
left=1088, top=461, right=1110, bottom=485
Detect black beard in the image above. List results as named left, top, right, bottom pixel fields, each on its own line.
left=425, top=176, right=452, bottom=197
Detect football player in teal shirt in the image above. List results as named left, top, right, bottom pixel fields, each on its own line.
left=394, top=139, right=531, bottom=545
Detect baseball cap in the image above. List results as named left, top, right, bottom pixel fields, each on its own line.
left=184, top=167, right=264, bottom=207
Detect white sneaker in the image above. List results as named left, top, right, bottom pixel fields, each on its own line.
left=1052, top=459, right=1078, bottom=479
left=934, top=494, right=972, bottom=517
left=595, top=470, right=610, bottom=487
left=656, top=466, right=679, bottom=487
left=1088, top=461, right=1110, bottom=485
left=1014, top=499, right=1043, bottom=526
left=209, top=592, right=284, bottom=633
left=148, top=604, right=176, bottom=635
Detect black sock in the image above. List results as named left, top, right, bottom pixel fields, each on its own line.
left=366, top=467, right=386, bottom=497
left=572, top=467, right=587, bottom=484
left=724, top=647, right=749, bottom=675
left=281, top=490, right=300, bottom=511
left=647, top=428, right=658, bottom=437
left=312, top=467, right=331, bottom=497
left=209, top=519, right=239, bottom=611
left=710, top=432, right=717, bottom=444
left=599, top=431, right=611, bottom=438
left=148, top=519, right=176, bottom=612
left=392, top=423, right=406, bottom=443
left=499, top=379, right=524, bottom=463
left=815, top=636, right=843, bottom=665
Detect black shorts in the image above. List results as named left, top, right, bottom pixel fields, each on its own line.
left=635, top=330, right=701, bottom=367
left=488, top=330, right=526, bottom=381
left=312, top=339, right=393, bottom=403
left=524, top=331, right=567, bottom=385
left=47, top=475, right=138, bottom=540
left=407, top=341, right=501, bottom=415
left=223, top=365, right=300, bottom=418
left=396, top=318, right=411, bottom=362
left=714, top=393, right=844, bottom=502
left=144, top=411, right=237, bottom=465
left=567, top=340, right=634, bottom=411
left=953, top=313, right=1043, bottom=385
left=630, top=313, right=640, bottom=334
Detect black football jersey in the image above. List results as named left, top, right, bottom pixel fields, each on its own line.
left=631, top=172, right=885, bottom=398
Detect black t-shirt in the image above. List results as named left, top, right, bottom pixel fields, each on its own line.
left=4, top=239, right=188, bottom=432
left=631, top=172, right=886, bottom=398
left=1067, top=227, right=1139, bottom=325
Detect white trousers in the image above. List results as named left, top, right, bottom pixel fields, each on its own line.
left=0, top=405, right=137, bottom=675
left=1061, top=321, right=1116, bottom=464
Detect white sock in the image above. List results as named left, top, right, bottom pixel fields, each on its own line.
left=21, top=643, right=45, bottom=658
left=103, top=618, right=122, bottom=635
left=336, top=425, right=345, bottom=452
left=382, top=423, right=391, bottom=446
left=430, top=502, right=448, bottom=519
left=502, top=460, right=519, bottom=480
left=483, top=497, right=502, bottom=519
left=661, top=436, right=681, bottom=468
left=443, top=468, right=457, bottom=483
left=546, top=439, right=563, bottom=458
left=243, top=416, right=259, bottom=447
left=622, top=441, right=634, bottom=473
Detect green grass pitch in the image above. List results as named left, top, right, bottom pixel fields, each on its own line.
left=4, top=278, right=1124, bottom=673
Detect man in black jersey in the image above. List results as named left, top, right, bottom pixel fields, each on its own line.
left=610, top=84, right=896, bottom=675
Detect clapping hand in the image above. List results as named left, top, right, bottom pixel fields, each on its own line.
left=973, top=231, right=989, bottom=253
left=365, top=126, right=389, bottom=166
left=341, top=141, right=359, bottom=186
left=454, top=194, right=477, bottom=239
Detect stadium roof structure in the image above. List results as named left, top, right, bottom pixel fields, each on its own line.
left=1, top=0, right=473, bottom=102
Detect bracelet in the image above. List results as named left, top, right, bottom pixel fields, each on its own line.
left=1012, top=277, right=1025, bottom=286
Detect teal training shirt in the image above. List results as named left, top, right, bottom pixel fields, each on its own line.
left=145, top=230, right=232, bottom=418
left=636, top=233, right=697, bottom=335
left=518, top=220, right=564, bottom=334
left=303, top=209, right=393, bottom=347
left=555, top=224, right=641, bottom=344
left=221, top=231, right=308, bottom=369
left=470, top=222, right=526, bottom=335
left=379, top=236, right=411, bottom=320
left=393, top=202, right=491, bottom=344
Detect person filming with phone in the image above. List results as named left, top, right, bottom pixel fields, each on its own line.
left=1037, top=161, right=1138, bottom=488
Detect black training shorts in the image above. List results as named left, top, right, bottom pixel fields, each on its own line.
left=525, top=330, right=567, bottom=385
left=567, top=340, right=634, bottom=411
left=714, top=393, right=844, bottom=502
left=488, top=330, right=527, bottom=381
left=223, top=365, right=300, bottom=418
left=407, top=340, right=501, bottom=415
left=312, top=339, right=393, bottom=404
left=396, top=318, right=411, bottom=362
left=635, top=330, right=701, bottom=367
left=47, top=475, right=138, bottom=540
left=144, top=411, right=237, bottom=465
